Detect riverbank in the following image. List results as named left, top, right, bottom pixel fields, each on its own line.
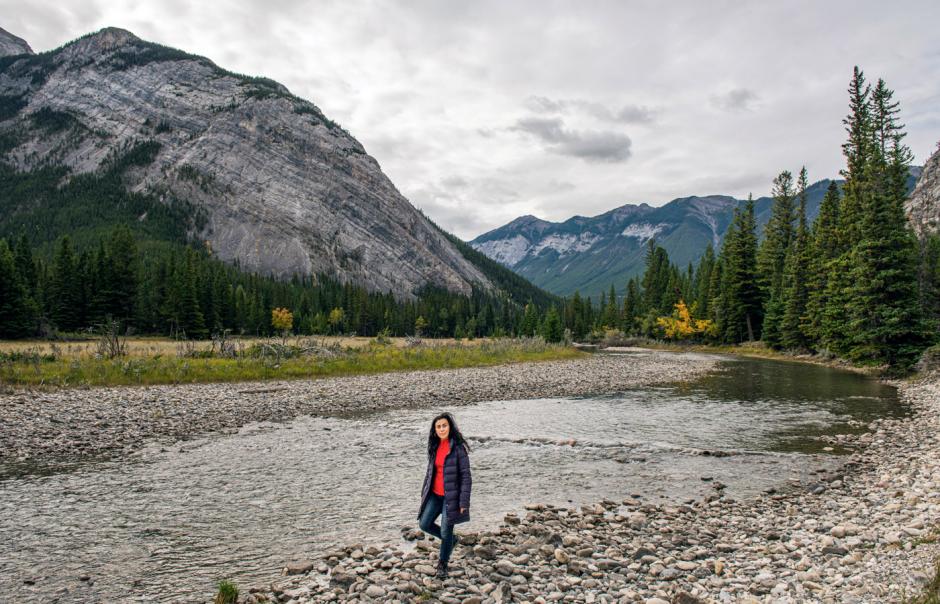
left=605, top=340, right=883, bottom=377
left=0, top=349, right=717, bottom=468
left=0, top=338, right=581, bottom=389
left=249, top=373, right=940, bottom=604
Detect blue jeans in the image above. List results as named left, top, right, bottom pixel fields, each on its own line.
left=418, top=493, right=455, bottom=562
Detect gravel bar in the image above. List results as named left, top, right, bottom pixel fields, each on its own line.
left=0, top=350, right=717, bottom=466
left=251, top=374, right=940, bottom=604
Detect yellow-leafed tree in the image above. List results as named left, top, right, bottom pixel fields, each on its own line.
left=656, top=300, right=714, bottom=340
left=271, top=307, right=294, bottom=333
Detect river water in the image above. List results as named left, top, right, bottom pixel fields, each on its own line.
left=0, top=354, right=902, bottom=603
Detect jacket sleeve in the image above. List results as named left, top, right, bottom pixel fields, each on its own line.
left=457, top=445, right=471, bottom=511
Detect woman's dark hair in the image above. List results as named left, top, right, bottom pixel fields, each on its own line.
left=427, top=412, right=470, bottom=456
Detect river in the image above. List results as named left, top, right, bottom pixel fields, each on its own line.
left=0, top=353, right=902, bottom=602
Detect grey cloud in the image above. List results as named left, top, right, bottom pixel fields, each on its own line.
left=411, top=176, right=521, bottom=238
left=711, top=88, right=759, bottom=112
left=524, top=96, right=655, bottom=124
left=441, top=175, right=468, bottom=189
left=524, top=95, right=565, bottom=113
left=512, top=117, right=632, bottom=163
left=615, top=104, right=655, bottom=124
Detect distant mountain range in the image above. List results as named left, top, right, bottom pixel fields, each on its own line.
left=0, top=26, right=553, bottom=305
left=470, top=170, right=923, bottom=298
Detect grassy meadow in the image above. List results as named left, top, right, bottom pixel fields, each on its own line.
left=0, top=336, right=583, bottom=389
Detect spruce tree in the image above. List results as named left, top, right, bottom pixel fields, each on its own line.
left=106, top=226, right=138, bottom=322
left=693, top=245, right=715, bottom=319
left=804, top=181, right=841, bottom=343
left=540, top=306, right=564, bottom=343
left=845, top=79, right=932, bottom=371
left=718, top=196, right=761, bottom=343
left=780, top=167, right=813, bottom=350
left=178, top=249, right=208, bottom=339
left=757, top=170, right=797, bottom=347
left=602, top=284, right=619, bottom=328
left=0, top=239, right=35, bottom=338
left=50, top=236, right=81, bottom=332
left=623, top=278, right=639, bottom=333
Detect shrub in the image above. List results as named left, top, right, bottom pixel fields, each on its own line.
left=214, top=580, right=238, bottom=604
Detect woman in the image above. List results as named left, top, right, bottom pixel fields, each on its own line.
left=417, top=412, right=472, bottom=578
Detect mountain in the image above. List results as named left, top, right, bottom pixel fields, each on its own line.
left=0, top=27, right=31, bottom=57
left=0, top=26, right=551, bottom=304
left=907, top=147, right=940, bottom=238
left=471, top=173, right=921, bottom=298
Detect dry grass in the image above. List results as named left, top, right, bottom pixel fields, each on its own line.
left=0, top=335, right=483, bottom=360
left=0, top=337, right=581, bottom=390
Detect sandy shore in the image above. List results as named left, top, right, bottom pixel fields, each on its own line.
left=0, top=350, right=717, bottom=466
left=249, top=373, right=940, bottom=604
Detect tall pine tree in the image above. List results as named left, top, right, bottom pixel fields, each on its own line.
left=779, top=167, right=812, bottom=350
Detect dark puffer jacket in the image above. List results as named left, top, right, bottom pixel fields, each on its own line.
left=417, top=436, right=472, bottom=524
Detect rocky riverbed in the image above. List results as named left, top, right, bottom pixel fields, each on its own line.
left=0, top=350, right=716, bottom=468
left=248, top=374, right=940, bottom=604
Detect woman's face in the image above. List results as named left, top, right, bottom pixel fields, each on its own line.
left=434, top=418, right=450, bottom=440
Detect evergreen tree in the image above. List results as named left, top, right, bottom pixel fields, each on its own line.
left=844, top=79, right=932, bottom=371
left=780, top=167, right=813, bottom=350
left=838, top=66, right=873, bottom=252
left=540, top=306, right=564, bottom=343
left=622, top=278, right=640, bottom=333
left=804, top=181, right=841, bottom=343
left=718, top=196, right=761, bottom=342
left=641, top=241, right=673, bottom=315
left=570, top=292, right=586, bottom=339
left=50, top=236, right=82, bottom=331
left=0, top=239, right=36, bottom=338
left=693, top=245, right=715, bottom=319
left=602, top=284, right=619, bottom=328
left=521, top=301, right=539, bottom=336
left=177, top=249, right=208, bottom=338
left=106, top=226, right=138, bottom=322
left=757, top=170, right=797, bottom=347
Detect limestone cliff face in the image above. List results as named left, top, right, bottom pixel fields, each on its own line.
left=907, top=147, right=940, bottom=238
left=0, top=27, right=32, bottom=57
left=0, top=28, right=491, bottom=299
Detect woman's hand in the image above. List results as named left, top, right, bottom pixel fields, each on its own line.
left=460, top=508, right=466, bottom=514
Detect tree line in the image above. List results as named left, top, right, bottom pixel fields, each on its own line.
left=0, top=225, right=565, bottom=341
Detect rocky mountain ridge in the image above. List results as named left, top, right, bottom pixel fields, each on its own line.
left=471, top=173, right=923, bottom=298
left=0, top=27, right=496, bottom=300
left=906, top=146, right=940, bottom=238
left=0, top=27, right=32, bottom=57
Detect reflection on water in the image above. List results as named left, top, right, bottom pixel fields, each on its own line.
left=0, top=355, right=902, bottom=603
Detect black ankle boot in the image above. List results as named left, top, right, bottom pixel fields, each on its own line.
left=436, top=558, right=448, bottom=578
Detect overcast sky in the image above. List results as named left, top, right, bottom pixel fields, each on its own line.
left=5, top=1, right=940, bottom=239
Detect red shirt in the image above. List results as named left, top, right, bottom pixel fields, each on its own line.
left=432, top=438, right=450, bottom=495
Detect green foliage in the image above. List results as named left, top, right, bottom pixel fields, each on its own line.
left=0, top=93, right=27, bottom=121
left=540, top=306, right=564, bottom=343
left=214, top=580, right=238, bottom=604
left=108, top=43, right=205, bottom=71
left=0, top=239, right=37, bottom=337
left=757, top=170, right=797, bottom=347
left=803, top=181, right=842, bottom=343
left=29, top=107, right=78, bottom=134
left=0, top=141, right=207, bottom=253
left=779, top=168, right=813, bottom=350
left=717, top=197, right=762, bottom=343
left=0, top=50, right=59, bottom=86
